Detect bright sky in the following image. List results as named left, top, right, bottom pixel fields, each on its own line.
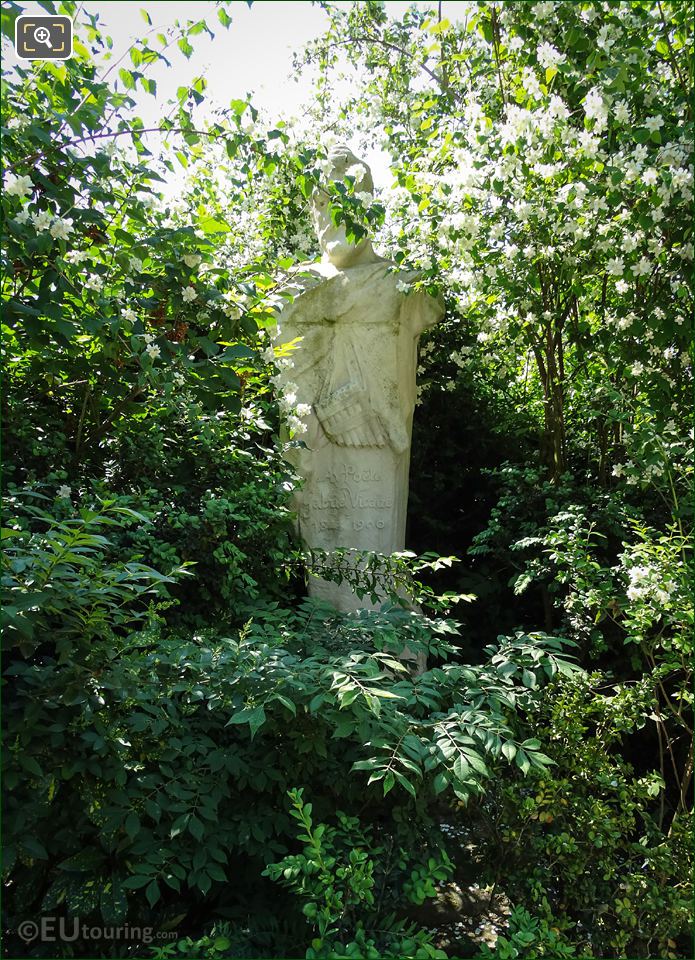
left=5, top=0, right=455, bottom=189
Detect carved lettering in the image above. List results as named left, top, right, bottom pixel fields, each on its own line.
left=322, top=465, right=383, bottom=483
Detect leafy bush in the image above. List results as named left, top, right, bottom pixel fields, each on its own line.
left=462, top=671, right=692, bottom=959
left=2, top=536, right=579, bottom=958
left=2, top=1, right=692, bottom=958
left=2, top=497, right=185, bottom=660
left=263, top=787, right=448, bottom=959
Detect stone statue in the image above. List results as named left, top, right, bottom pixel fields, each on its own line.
left=273, top=145, right=444, bottom=610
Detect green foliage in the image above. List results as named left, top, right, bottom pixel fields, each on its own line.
left=2, top=497, right=186, bottom=660
left=2, top=1, right=692, bottom=959
left=475, top=906, right=576, bottom=959
left=2, top=549, right=578, bottom=957
left=263, top=788, right=448, bottom=959
left=465, top=672, right=692, bottom=959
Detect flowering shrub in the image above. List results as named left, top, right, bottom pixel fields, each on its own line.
left=2, top=1, right=692, bottom=959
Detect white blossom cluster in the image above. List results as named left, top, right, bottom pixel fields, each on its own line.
left=625, top=563, right=675, bottom=608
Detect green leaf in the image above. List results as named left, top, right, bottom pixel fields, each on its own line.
left=118, top=68, right=136, bottom=90
left=100, top=879, right=128, bottom=923
left=145, top=879, right=160, bottom=907
left=207, top=863, right=226, bottom=882
left=122, top=875, right=150, bottom=889
left=502, top=741, right=517, bottom=762
left=124, top=812, right=140, bottom=839
left=23, top=837, right=48, bottom=859
left=515, top=749, right=531, bottom=775
left=188, top=815, right=205, bottom=841
left=226, top=704, right=266, bottom=739
left=20, top=756, right=43, bottom=777
left=521, top=669, right=537, bottom=689
left=395, top=773, right=417, bottom=798
left=200, top=218, right=231, bottom=235
left=178, top=37, right=193, bottom=58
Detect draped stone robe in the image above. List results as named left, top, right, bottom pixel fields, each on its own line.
left=274, top=259, right=443, bottom=610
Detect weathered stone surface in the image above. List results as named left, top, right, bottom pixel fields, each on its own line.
left=274, top=147, right=444, bottom=610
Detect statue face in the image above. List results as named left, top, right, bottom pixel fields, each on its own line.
left=311, top=187, right=373, bottom=268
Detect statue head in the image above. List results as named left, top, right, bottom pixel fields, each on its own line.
left=311, top=144, right=377, bottom=268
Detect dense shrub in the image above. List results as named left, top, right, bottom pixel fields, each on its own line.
left=3, top=497, right=580, bottom=957
left=2, top=1, right=692, bottom=958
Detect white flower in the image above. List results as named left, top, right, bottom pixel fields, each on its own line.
left=182, top=286, right=197, bottom=303
left=644, top=115, right=664, bottom=133
left=129, top=257, right=144, bottom=273
left=626, top=562, right=673, bottom=605
left=547, top=95, right=569, bottom=120
left=596, top=24, right=617, bottom=52
left=642, top=168, right=658, bottom=186
left=531, top=1, right=553, bottom=18
left=14, top=209, right=30, bottom=225
left=612, top=464, right=625, bottom=478
left=632, top=257, right=651, bottom=277
left=287, top=414, right=307, bottom=435
left=522, top=67, right=542, bottom=99
left=621, top=235, right=639, bottom=253
left=614, top=101, right=630, bottom=123
left=583, top=88, right=607, bottom=124
left=395, top=279, right=410, bottom=294
left=630, top=361, right=644, bottom=376
left=537, top=43, right=565, bottom=70
left=280, top=390, right=298, bottom=412
left=146, top=343, right=161, bottom=360
left=606, top=257, right=624, bottom=277
left=296, top=403, right=312, bottom=418
left=508, top=36, right=524, bottom=52
left=65, top=250, right=90, bottom=264
left=615, top=280, right=629, bottom=294
left=49, top=218, right=73, bottom=240
left=31, top=210, right=53, bottom=232
left=346, top=163, right=367, bottom=185
left=183, top=253, right=201, bottom=268
left=577, top=130, right=600, bottom=157
left=5, top=174, right=33, bottom=198
left=122, top=307, right=137, bottom=323
left=173, top=372, right=185, bottom=386
left=57, top=484, right=72, bottom=499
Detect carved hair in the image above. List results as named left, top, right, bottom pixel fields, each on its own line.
left=324, top=143, right=375, bottom=193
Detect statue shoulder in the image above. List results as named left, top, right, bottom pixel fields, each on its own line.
left=400, top=274, right=445, bottom=335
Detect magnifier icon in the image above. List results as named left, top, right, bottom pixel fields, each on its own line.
left=34, top=26, right=52, bottom=48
